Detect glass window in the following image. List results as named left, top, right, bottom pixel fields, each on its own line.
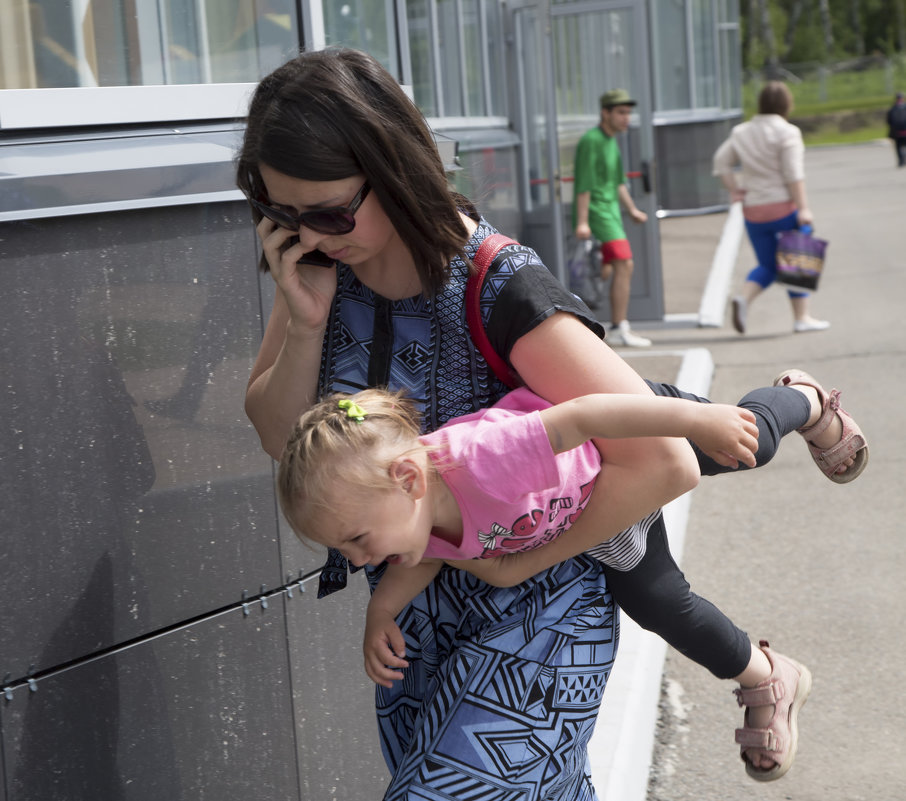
left=554, top=10, right=635, bottom=118
left=651, top=0, right=690, bottom=111
left=1, top=0, right=300, bottom=89
left=407, top=0, right=438, bottom=116
left=323, top=0, right=398, bottom=70
left=1, top=0, right=506, bottom=128
left=718, top=0, right=741, bottom=109
left=437, top=0, right=464, bottom=116
left=692, top=0, right=718, bottom=108
left=719, top=25, right=742, bottom=109
left=462, top=0, right=485, bottom=116
left=483, top=0, right=506, bottom=117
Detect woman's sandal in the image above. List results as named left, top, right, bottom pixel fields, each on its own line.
left=734, top=640, right=812, bottom=782
left=773, top=368, right=869, bottom=484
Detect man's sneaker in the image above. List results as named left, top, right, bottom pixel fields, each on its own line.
left=610, top=320, right=651, bottom=348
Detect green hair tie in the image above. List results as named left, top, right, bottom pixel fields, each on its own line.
left=338, top=399, right=367, bottom=423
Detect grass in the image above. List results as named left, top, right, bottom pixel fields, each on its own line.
left=802, top=122, right=887, bottom=146
left=742, top=60, right=905, bottom=145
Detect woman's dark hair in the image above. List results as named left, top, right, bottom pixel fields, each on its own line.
left=758, top=81, right=793, bottom=118
left=237, top=48, right=472, bottom=293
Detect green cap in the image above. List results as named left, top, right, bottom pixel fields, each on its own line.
left=600, top=88, right=636, bottom=108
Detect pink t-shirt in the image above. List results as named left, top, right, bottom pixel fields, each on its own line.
left=420, top=387, right=600, bottom=560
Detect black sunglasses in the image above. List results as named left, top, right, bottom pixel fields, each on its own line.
left=249, top=181, right=371, bottom=236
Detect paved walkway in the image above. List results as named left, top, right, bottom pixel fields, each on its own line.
left=591, top=139, right=905, bottom=801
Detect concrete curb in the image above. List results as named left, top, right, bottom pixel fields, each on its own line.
left=698, top=203, right=744, bottom=328
left=589, top=348, right=715, bottom=801
left=590, top=209, right=743, bottom=799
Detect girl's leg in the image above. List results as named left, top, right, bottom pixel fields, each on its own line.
left=379, top=557, right=617, bottom=800
left=604, top=513, right=811, bottom=781
left=645, top=380, right=811, bottom=476
left=603, top=512, right=751, bottom=678
left=646, top=376, right=863, bottom=480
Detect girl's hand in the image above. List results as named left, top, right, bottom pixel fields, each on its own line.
left=256, top=217, right=337, bottom=335
left=797, top=208, right=814, bottom=229
left=363, top=606, right=409, bottom=688
left=689, top=404, right=759, bottom=469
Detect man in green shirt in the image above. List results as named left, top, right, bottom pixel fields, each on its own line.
left=574, top=88, right=651, bottom=347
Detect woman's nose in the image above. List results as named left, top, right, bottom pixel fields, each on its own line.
left=295, top=223, right=329, bottom=252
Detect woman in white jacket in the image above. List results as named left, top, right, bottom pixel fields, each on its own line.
left=713, top=81, right=829, bottom=334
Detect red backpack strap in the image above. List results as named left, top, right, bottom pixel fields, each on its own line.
left=467, top=233, right=520, bottom=388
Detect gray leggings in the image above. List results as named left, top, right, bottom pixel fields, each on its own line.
left=602, top=382, right=811, bottom=679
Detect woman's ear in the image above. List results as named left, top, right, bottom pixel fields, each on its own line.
left=389, top=456, right=428, bottom=501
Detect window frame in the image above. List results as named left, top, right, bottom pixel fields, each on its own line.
left=0, top=84, right=256, bottom=130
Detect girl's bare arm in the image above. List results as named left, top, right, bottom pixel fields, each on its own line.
left=539, top=394, right=758, bottom=468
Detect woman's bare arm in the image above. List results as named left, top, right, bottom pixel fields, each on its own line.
left=245, top=219, right=339, bottom=459
left=447, top=313, right=701, bottom=587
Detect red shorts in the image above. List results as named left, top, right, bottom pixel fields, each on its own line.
left=600, top=239, right=632, bottom=265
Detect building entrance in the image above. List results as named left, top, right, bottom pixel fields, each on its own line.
left=507, top=0, right=664, bottom=322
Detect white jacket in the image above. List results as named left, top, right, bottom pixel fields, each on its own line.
left=712, top=114, right=805, bottom=207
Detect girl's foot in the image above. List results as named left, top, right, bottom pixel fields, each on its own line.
left=734, top=640, right=812, bottom=781
left=773, top=369, right=869, bottom=483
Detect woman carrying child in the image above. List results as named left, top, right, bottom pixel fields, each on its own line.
left=238, top=47, right=868, bottom=795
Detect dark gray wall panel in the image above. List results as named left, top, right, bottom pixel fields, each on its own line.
left=288, top=572, right=389, bottom=801
left=0, top=600, right=299, bottom=801
left=0, top=203, right=316, bottom=678
left=655, top=117, right=740, bottom=210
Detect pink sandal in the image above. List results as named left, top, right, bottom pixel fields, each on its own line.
left=734, top=640, right=812, bottom=782
left=773, top=369, right=869, bottom=484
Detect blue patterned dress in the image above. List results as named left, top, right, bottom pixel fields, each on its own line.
left=318, top=220, right=619, bottom=800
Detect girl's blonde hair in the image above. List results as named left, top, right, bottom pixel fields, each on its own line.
left=276, top=388, right=422, bottom=542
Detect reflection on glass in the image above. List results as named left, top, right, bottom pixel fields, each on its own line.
left=437, top=0, right=463, bottom=116
left=554, top=11, right=634, bottom=119
left=407, top=0, right=437, bottom=116
left=0, top=0, right=300, bottom=89
left=651, top=0, right=691, bottom=111
left=692, top=0, right=718, bottom=107
left=323, top=0, right=396, bottom=71
left=516, top=8, right=544, bottom=211
left=461, top=0, right=484, bottom=116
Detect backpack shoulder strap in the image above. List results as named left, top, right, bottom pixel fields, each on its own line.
left=467, top=233, right=520, bottom=389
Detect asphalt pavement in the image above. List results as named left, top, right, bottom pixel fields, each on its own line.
left=589, top=139, right=905, bottom=801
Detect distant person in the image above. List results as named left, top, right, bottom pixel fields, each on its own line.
left=713, top=81, right=829, bottom=335
left=573, top=89, right=651, bottom=347
left=886, top=92, right=906, bottom=168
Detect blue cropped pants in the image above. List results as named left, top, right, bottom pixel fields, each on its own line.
left=744, top=211, right=809, bottom=298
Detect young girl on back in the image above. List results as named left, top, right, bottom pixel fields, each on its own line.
left=278, top=386, right=760, bottom=684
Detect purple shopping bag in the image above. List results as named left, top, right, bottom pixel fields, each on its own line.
left=775, top=230, right=828, bottom=290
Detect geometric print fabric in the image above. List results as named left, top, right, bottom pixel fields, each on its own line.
left=380, top=557, right=618, bottom=800
left=316, top=220, right=620, bottom=797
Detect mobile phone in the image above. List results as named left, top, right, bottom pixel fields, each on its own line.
left=298, top=248, right=336, bottom=268
left=286, top=236, right=336, bottom=268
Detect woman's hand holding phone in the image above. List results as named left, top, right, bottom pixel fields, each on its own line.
left=257, top=218, right=338, bottom=336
